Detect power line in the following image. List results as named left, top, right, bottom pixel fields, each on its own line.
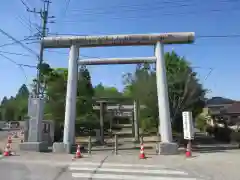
left=0, top=54, right=29, bottom=82
left=0, top=37, right=36, bottom=48
left=18, top=0, right=37, bottom=36
left=71, top=0, right=233, bottom=13
left=69, top=7, right=240, bottom=23
left=70, top=0, right=235, bottom=15
left=0, top=50, right=33, bottom=57
left=61, top=5, right=240, bottom=23
left=63, top=0, right=71, bottom=17
left=20, top=0, right=31, bottom=11
left=0, top=53, right=36, bottom=68
left=16, top=16, right=34, bottom=33
left=0, top=28, right=39, bottom=57
left=62, top=0, right=239, bottom=23
left=197, top=34, right=240, bottom=39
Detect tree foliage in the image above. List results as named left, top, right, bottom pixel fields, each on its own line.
left=0, top=84, right=29, bottom=121
left=123, top=51, right=206, bottom=132
left=94, top=83, right=122, bottom=98
left=41, top=65, right=95, bottom=124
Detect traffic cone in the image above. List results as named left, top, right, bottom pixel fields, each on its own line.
left=139, top=144, right=145, bottom=159
left=3, top=147, right=10, bottom=156
left=75, top=145, right=82, bottom=159
left=185, top=144, right=192, bottom=158
left=7, top=136, right=12, bottom=144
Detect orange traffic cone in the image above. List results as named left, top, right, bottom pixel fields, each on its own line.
left=139, top=144, right=145, bottom=159
left=7, top=136, right=12, bottom=144
left=75, top=145, right=82, bottom=159
left=3, top=147, right=10, bottom=156
left=185, top=143, right=192, bottom=158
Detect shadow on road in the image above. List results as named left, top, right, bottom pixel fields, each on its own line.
left=189, top=133, right=240, bottom=153
left=192, top=145, right=240, bottom=153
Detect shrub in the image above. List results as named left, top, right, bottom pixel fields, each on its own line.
left=195, top=115, right=207, bottom=131
left=140, top=117, right=157, bottom=134
left=54, top=123, right=63, bottom=142
left=205, top=125, right=214, bottom=136
left=213, top=127, right=232, bottom=142
left=230, top=131, right=240, bottom=146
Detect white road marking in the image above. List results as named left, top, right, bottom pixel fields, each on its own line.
left=69, top=166, right=188, bottom=175
left=70, top=161, right=166, bottom=168
left=72, top=173, right=199, bottom=180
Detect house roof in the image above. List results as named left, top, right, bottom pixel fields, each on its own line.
left=206, top=97, right=234, bottom=106
left=221, top=101, right=240, bottom=114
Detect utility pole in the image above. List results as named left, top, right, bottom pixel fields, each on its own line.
left=27, top=0, right=54, bottom=97
left=36, top=1, right=49, bottom=97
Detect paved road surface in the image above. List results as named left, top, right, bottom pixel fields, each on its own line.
left=68, top=161, right=200, bottom=180
left=0, top=158, right=202, bottom=180
left=2, top=149, right=240, bottom=180
left=0, top=151, right=206, bottom=180
left=0, top=132, right=239, bottom=180
left=0, top=160, right=68, bottom=180
left=0, top=128, right=21, bottom=140
left=0, top=130, right=10, bottom=141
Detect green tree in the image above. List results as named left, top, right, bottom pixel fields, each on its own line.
left=0, top=84, right=29, bottom=121
left=94, top=83, right=122, bottom=98
left=195, top=114, right=207, bottom=131
left=44, top=68, right=68, bottom=122
left=123, top=51, right=206, bottom=132
left=14, top=84, right=29, bottom=120
left=76, top=66, right=95, bottom=119
left=0, top=96, right=8, bottom=121
left=31, top=62, right=53, bottom=97
left=40, top=64, right=95, bottom=123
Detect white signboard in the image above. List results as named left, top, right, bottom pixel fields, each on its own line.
left=182, top=111, right=194, bottom=140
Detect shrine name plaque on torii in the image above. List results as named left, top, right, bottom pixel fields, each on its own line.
left=41, top=32, right=194, bottom=155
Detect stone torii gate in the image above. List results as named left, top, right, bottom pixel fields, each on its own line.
left=42, top=32, right=195, bottom=154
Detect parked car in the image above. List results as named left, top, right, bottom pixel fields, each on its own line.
left=7, top=121, right=20, bottom=128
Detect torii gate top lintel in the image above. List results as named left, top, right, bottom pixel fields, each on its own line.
left=41, top=32, right=195, bottom=48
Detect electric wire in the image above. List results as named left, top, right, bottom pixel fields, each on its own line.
left=60, top=0, right=239, bottom=23
left=0, top=28, right=39, bottom=57
left=0, top=54, right=31, bottom=82
left=0, top=50, right=32, bottom=57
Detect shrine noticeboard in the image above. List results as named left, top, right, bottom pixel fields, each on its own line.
left=182, top=111, right=194, bottom=140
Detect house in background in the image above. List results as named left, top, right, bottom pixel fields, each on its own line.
left=206, top=97, right=234, bottom=115
left=205, top=97, right=240, bottom=130
left=220, top=102, right=240, bottom=130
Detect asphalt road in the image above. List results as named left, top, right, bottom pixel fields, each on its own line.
left=0, top=132, right=239, bottom=180
left=0, top=160, right=71, bottom=180
left=0, top=153, right=205, bottom=180
left=2, top=149, right=240, bottom=180
left=0, top=130, right=10, bottom=141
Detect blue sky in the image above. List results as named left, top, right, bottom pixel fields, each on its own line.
left=0, top=0, right=240, bottom=100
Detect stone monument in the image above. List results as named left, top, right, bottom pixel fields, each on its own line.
left=19, top=97, right=49, bottom=152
